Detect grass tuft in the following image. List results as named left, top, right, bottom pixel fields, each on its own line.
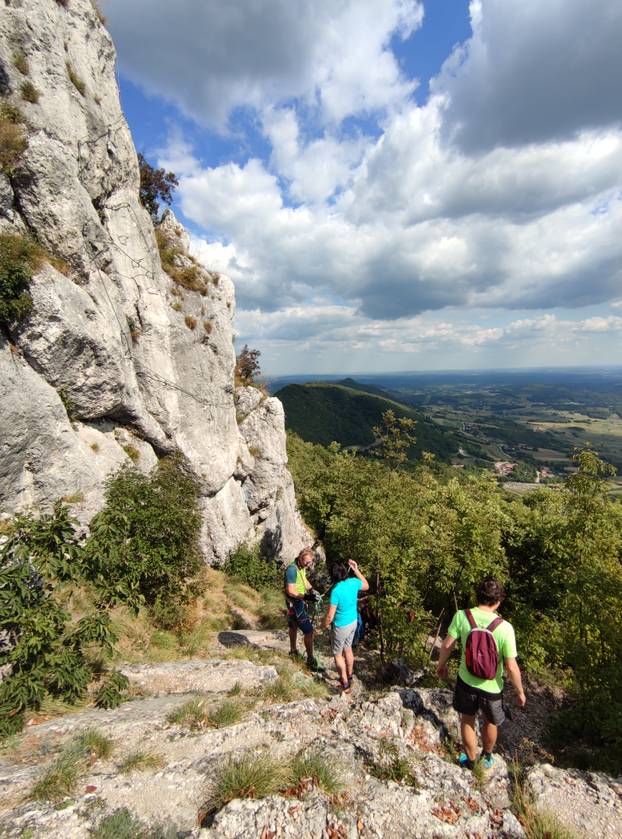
left=21, top=81, right=40, bottom=104
left=31, top=729, right=112, bottom=801
left=366, top=741, right=419, bottom=788
left=289, top=750, right=343, bottom=795
left=207, top=752, right=287, bottom=813
left=66, top=62, right=86, bottom=96
left=184, top=315, right=197, bottom=330
left=166, top=696, right=209, bottom=731
left=511, top=762, right=579, bottom=839
left=13, top=52, right=29, bottom=75
left=209, top=700, right=244, bottom=728
left=73, top=728, right=114, bottom=760
left=119, top=751, right=165, bottom=774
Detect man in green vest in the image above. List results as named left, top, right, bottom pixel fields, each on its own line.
left=284, top=547, right=324, bottom=672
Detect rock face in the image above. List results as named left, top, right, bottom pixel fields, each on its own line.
left=0, top=0, right=309, bottom=562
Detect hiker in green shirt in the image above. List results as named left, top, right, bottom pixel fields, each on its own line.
left=436, top=579, right=526, bottom=770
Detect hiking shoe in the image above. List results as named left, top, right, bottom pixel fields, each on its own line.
left=306, top=657, right=325, bottom=673
left=288, top=650, right=304, bottom=660
left=458, top=752, right=474, bottom=770
left=480, top=753, right=494, bottom=770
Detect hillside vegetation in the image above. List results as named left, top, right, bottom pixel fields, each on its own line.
left=276, top=381, right=464, bottom=461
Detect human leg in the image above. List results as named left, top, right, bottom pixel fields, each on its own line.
left=334, top=652, right=348, bottom=686
left=482, top=719, right=498, bottom=755
left=343, top=646, right=354, bottom=681
left=460, top=714, right=478, bottom=763
left=288, top=624, right=298, bottom=654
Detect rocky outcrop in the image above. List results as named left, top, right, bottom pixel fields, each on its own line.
left=0, top=0, right=310, bottom=562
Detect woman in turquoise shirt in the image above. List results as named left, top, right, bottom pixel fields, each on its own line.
left=323, top=559, right=369, bottom=694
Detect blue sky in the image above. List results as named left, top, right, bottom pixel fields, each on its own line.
left=104, top=0, right=622, bottom=375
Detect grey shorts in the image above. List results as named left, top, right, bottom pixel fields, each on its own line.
left=453, top=676, right=506, bottom=726
left=331, top=620, right=357, bottom=655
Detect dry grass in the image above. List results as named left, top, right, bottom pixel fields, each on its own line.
left=184, top=315, right=197, bottom=330
left=13, top=52, right=29, bottom=75
left=119, top=750, right=165, bottom=773
left=66, top=62, right=86, bottom=96
left=156, top=230, right=209, bottom=295
left=0, top=110, right=27, bottom=174
left=21, top=81, right=40, bottom=104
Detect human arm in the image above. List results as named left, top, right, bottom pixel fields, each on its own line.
left=504, top=657, right=526, bottom=707
left=348, top=560, right=369, bottom=592
left=323, top=603, right=337, bottom=630
left=436, top=635, right=457, bottom=678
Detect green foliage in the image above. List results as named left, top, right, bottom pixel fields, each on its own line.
left=366, top=742, right=418, bottom=787
left=95, top=671, right=130, bottom=709
left=223, top=544, right=278, bottom=590
left=0, top=101, right=27, bottom=175
left=276, top=382, right=460, bottom=462
left=138, top=153, right=178, bottom=220
left=372, top=409, right=416, bottom=469
left=0, top=504, right=113, bottom=739
left=0, top=233, right=45, bottom=327
left=81, top=456, right=202, bottom=615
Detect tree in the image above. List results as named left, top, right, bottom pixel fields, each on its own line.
left=372, top=410, right=416, bottom=469
left=137, top=153, right=178, bottom=221
left=235, top=345, right=261, bottom=386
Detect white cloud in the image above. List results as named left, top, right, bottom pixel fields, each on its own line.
left=433, top=0, right=622, bottom=151
left=105, top=0, right=423, bottom=130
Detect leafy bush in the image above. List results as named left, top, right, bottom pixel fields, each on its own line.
left=0, top=101, right=27, bottom=175
left=0, top=233, right=43, bottom=327
left=223, top=544, right=277, bottom=590
left=138, top=153, right=178, bottom=221
left=95, top=671, right=130, bottom=709
left=81, top=456, right=202, bottom=615
left=0, top=504, right=115, bottom=738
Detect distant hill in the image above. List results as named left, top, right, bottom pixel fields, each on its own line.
left=275, top=381, right=461, bottom=461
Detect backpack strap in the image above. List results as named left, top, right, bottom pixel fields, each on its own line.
left=487, top=616, right=503, bottom=633
left=464, top=608, right=477, bottom=629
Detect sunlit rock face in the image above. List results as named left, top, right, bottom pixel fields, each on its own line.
left=0, top=0, right=310, bottom=563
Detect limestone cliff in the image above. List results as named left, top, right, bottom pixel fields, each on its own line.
left=0, top=0, right=309, bottom=562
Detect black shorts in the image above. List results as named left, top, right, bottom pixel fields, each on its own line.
left=453, top=676, right=506, bottom=726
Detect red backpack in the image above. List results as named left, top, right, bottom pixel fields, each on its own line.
left=464, top=609, right=503, bottom=680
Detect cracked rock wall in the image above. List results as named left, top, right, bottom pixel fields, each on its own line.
left=0, top=0, right=310, bottom=563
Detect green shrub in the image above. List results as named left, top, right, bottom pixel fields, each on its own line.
left=81, top=456, right=202, bottom=613
left=138, top=154, right=178, bottom=221
left=0, top=101, right=27, bottom=175
left=95, top=671, right=129, bottom=709
left=21, top=81, right=40, bottom=104
left=0, top=504, right=116, bottom=739
left=223, top=544, right=278, bottom=590
left=0, top=234, right=44, bottom=327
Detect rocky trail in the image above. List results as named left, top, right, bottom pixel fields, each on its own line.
left=1, top=631, right=620, bottom=838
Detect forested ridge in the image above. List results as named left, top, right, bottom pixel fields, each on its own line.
left=286, top=432, right=622, bottom=772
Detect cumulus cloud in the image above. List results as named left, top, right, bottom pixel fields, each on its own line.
left=433, top=0, right=622, bottom=152
left=105, top=0, right=422, bottom=130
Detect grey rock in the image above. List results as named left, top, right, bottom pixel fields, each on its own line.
left=0, top=0, right=310, bottom=562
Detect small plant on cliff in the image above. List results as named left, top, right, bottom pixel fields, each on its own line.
left=66, top=62, right=86, bottom=96
left=0, top=233, right=42, bottom=328
left=21, top=81, right=40, bottom=104
left=81, top=456, right=202, bottom=619
left=234, top=345, right=261, bottom=387
left=13, top=52, right=29, bottom=75
left=138, top=153, right=178, bottom=221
